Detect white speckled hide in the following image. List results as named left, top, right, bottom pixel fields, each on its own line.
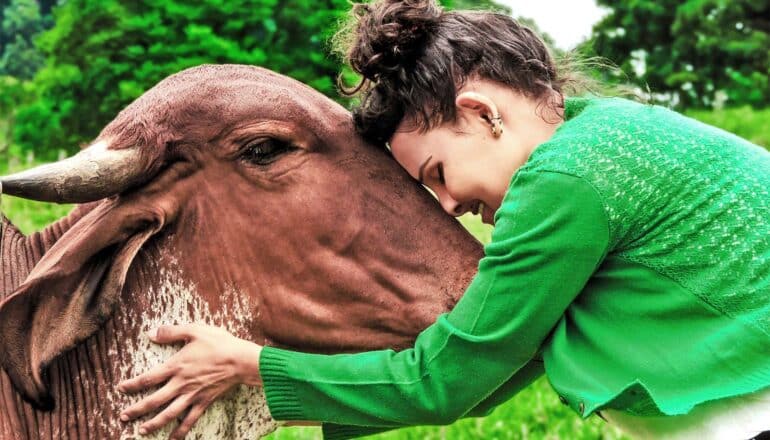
left=107, top=265, right=279, bottom=440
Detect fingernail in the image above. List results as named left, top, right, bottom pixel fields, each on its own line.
left=120, top=413, right=128, bottom=422
left=147, top=328, right=158, bottom=339
left=139, top=427, right=147, bottom=435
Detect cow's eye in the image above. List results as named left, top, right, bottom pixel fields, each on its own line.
left=241, top=139, right=295, bottom=166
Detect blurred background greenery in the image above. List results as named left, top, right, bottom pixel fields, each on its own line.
left=1, top=0, right=768, bottom=438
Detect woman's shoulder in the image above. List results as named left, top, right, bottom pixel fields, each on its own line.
left=564, top=95, right=648, bottom=119
left=517, top=96, right=645, bottom=177
left=522, top=94, right=769, bottom=180
left=518, top=94, right=770, bottom=249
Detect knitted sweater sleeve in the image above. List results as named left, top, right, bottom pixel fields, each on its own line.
left=320, top=359, right=545, bottom=439
left=259, top=170, right=610, bottom=439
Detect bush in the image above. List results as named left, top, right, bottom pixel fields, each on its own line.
left=13, top=0, right=351, bottom=159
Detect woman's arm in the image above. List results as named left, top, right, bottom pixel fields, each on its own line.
left=260, top=170, right=610, bottom=427
left=118, top=170, right=610, bottom=438
left=320, top=358, right=544, bottom=439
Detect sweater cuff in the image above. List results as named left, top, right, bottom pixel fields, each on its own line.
left=260, top=346, right=308, bottom=421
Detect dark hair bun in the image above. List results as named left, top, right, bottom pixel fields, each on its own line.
left=348, top=0, right=442, bottom=81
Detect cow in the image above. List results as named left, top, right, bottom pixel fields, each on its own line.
left=0, top=64, right=482, bottom=439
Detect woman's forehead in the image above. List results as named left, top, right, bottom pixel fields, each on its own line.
left=389, top=129, right=433, bottom=174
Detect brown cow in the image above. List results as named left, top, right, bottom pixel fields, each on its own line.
left=0, top=65, right=482, bottom=439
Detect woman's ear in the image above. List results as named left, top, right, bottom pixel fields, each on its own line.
left=455, top=91, right=500, bottom=126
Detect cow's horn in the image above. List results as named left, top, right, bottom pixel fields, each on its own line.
left=0, top=141, right=145, bottom=203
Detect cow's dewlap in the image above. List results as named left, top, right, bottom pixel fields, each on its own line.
left=109, top=264, right=278, bottom=440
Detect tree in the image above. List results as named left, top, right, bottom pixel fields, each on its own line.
left=444, top=1, right=556, bottom=54
left=0, top=0, right=12, bottom=52
left=0, top=0, right=48, bottom=79
left=13, top=0, right=352, bottom=157
left=589, top=0, right=770, bottom=109
left=13, top=0, right=513, bottom=157
left=450, top=0, right=511, bottom=14
left=515, top=16, right=558, bottom=53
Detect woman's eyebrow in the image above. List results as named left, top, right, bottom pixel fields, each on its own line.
left=418, top=155, right=433, bottom=184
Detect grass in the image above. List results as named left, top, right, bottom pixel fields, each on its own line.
left=1, top=106, right=768, bottom=439
left=685, top=106, right=770, bottom=148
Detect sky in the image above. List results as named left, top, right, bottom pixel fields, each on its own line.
left=496, top=0, right=610, bottom=50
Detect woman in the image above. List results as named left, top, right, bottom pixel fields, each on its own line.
left=118, top=1, right=770, bottom=439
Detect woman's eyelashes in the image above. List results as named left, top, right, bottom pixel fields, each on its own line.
left=436, top=163, right=446, bottom=185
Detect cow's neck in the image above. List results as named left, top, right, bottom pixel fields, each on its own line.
left=108, top=245, right=280, bottom=439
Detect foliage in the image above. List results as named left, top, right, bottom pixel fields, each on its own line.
left=516, top=16, right=558, bottom=53
left=10, top=0, right=513, bottom=159
left=0, top=76, right=34, bottom=157
left=589, top=0, right=770, bottom=109
left=12, top=0, right=351, bottom=158
left=0, top=0, right=49, bottom=79
left=450, top=0, right=511, bottom=14
left=0, top=76, right=31, bottom=115
left=437, top=1, right=558, bottom=55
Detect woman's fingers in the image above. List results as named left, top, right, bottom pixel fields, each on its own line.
left=169, top=403, right=207, bottom=440
left=116, top=324, right=262, bottom=435
left=150, top=324, right=201, bottom=344
left=120, top=379, right=179, bottom=422
left=138, top=394, right=192, bottom=436
left=119, top=362, right=174, bottom=394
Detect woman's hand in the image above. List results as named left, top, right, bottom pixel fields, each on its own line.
left=117, top=323, right=263, bottom=439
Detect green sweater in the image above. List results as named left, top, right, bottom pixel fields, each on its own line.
left=259, top=97, right=770, bottom=439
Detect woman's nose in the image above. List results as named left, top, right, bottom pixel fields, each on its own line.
left=440, top=196, right=465, bottom=217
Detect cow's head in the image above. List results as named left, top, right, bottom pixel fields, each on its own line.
left=0, top=65, right=481, bottom=409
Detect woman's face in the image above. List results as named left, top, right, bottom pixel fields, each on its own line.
left=390, top=119, right=512, bottom=225
left=389, top=82, right=562, bottom=225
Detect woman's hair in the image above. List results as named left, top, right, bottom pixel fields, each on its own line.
left=334, top=0, right=601, bottom=146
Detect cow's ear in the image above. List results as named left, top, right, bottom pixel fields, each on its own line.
left=0, top=199, right=164, bottom=410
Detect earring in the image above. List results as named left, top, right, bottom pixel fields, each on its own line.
left=490, top=115, right=503, bottom=137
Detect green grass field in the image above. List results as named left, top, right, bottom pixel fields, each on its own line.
left=2, top=107, right=768, bottom=439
